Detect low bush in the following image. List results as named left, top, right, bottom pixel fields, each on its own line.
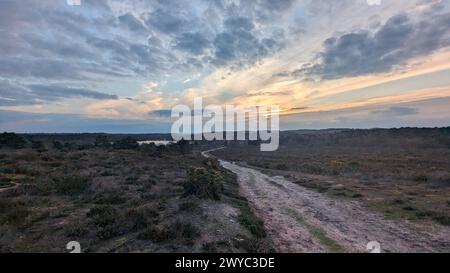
left=184, top=167, right=224, bottom=200
left=93, top=191, right=125, bottom=205
left=179, top=200, right=199, bottom=212
left=427, top=172, right=450, bottom=188
left=113, top=137, right=138, bottom=149
left=126, top=208, right=159, bottom=231
left=138, top=225, right=172, bottom=242
left=238, top=207, right=266, bottom=238
left=0, top=199, right=29, bottom=225
left=55, top=176, right=90, bottom=195
left=171, top=221, right=201, bottom=240
left=87, top=205, right=122, bottom=239
left=0, top=132, right=26, bottom=149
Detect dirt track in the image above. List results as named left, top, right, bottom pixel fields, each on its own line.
left=203, top=149, right=450, bottom=253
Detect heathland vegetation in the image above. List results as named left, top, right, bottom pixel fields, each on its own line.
left=0, top=133, right=270, bottom=252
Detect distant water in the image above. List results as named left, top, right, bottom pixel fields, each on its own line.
left=137, top=140, right=175, bottom=146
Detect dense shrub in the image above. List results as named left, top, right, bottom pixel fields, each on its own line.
left=126, top=207, right=159, bottom=231
left=94, top=135, right=110, bottom=148
left=0, top=132, right=26, bottom=149
left=203, top=158, right=221, bottom=170
left=237, top=207, right=266, bottom=238
left=31, top=140, right=47, bottom=152
left=0, top=199, right=29, bottom=225
left=138, top=225, right=171, bottom=242
left=55, top=176, right=90, bottom=195
left=93, top=190, right=125, bottom=205
left=51, top=140, right=63, bottom=150
left=87, top=205, right=122, bottom=239
left=113, top=137, right=138, bottom=149
left=184, top=167, right=224, bottom=200
left=171, top=221, right=201, bottom=240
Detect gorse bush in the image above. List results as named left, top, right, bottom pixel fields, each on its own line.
left=184, top=167, right=224, bottom=200
left=203, top=158, right=221, bottom=170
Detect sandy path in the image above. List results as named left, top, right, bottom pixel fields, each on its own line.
left=203, top=149, right=450, bottom=253
left=0, top=182, right=20, bottom=193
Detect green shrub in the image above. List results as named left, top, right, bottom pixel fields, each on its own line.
left=87, top=206, right=122, bottom=239
left=31, top=140, right=47, bottom=152
left=0, top=132, right=26, bottom=149
left=275, top=163, right=288, bottom=170
left=0, top=199, right=29, bottom=225
left=55, top=176, right=90, bottom=195
left=179, top=200, right=199, bottom=212
left=65, top=224, right=88, bottom=238
left=203, top=158, right=221, bottom=170
left=434, top=216, right=450, bottom=226
left=52, top=141, right=64, bottom=150
left=87, top=206, right=118, bottom=227
left=113, top=137, right=138, bottom=149
left=126, top=208, right=159, bottom=231
left=138, top=225, right=172, bottom=242
left=94, top=135, right=110, bottom=148
left=184, top=167, right=224, bottom=200
left=172, top=221, right=201, bottom=240
left=413, top=173, right=428, bottom=182
left=93, top=191, right=125, bottom=205
left=238, top=207, right=266, bottom=238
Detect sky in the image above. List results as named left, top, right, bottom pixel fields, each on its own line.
left=1, top=0, right=450, bottom=133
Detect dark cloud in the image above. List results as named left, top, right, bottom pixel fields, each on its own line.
left=0, top=80, right=35, bottom=106
left=144, top=8, right=189, bottom=34
left=293, top=12, right=450, bottom=79
left=212, top=17, right=285, bottom=67
left=0, top=80, right=117, bottom=106
left=0, top=0, right=290, bottom=92
left=27, top=84, right=118, bottom=100
left=371, top=107, right=419, bottom=117
left=0, top=58, right=85, bottom=80
left=118, top=13, right=148, bottom=34
left=149, top=109, right=172, bottom=117
left=210, top=0, right=296, bottom=22
left=175, top=32, right=211, bottom=55
left=290, top=107, right=309, bottom=111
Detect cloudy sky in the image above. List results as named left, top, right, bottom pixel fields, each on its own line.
left=1, top=0, right=450, bottom=133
